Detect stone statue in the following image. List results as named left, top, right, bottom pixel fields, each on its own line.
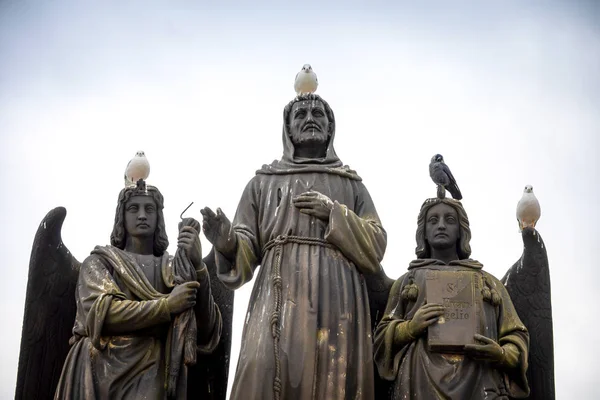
left=16, top=180, right=234, bottom=399
left=201, top=94, right=388, bottom=400
left=374, top=198, right=531, bottom=400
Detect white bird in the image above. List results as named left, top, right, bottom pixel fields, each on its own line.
left=124, top=151, right=150, bottom=187
left=294, top=64, right=318, bottom=95
left=516, top=185, right=541, bottom=231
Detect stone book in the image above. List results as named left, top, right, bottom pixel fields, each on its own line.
left=426, top=270, right=482, bottom=353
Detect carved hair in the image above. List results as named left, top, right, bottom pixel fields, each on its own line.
left=415, top=198, right=472, bottom=259
left=283, top=94, right=335, bottom=135
left=110, top=184, right=169, bottom=256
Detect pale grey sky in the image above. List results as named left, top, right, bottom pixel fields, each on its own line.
left=1, top=1, right=599, bottom=398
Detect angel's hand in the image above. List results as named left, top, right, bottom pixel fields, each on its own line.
left=464, top=334, right=505, bottom=363
left=177, top=226, right=202, bottom=267
left=407, top=303, right=446, bottom=337
left=167, top=281, right=200, bottom=314
left=292, top=191, right=334, bottom=222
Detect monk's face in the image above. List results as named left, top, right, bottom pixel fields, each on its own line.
left=124, top=195, right=158, bottom=239
left=288, top=100, right=330, bottom=146
left=425, top=203, right=460, bottom=251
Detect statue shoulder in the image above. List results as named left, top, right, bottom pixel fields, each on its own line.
left=81, top=246, right=117, bottom=276
left=480, top=269, right=501, bottom=283
left=390, top=271, right=413, bottom=291
left=81, top=252, right=106, bottom=269
left=480, top=269, right=510, bottom=293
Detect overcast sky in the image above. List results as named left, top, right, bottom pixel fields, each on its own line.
left=1, top=1, right=599, bottom=398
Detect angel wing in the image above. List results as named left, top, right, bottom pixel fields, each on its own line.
left=187, top=248, right=234, bottom=399
left=15, top=207, right=81, bottom=400
left=364, top=266, right=395, bottom=399
left=501, top=227, right=555, bottom=400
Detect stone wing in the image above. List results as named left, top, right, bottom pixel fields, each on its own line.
left=364, top=267, right=395, bottom=399
left=502, top=228, right=555, bottom=400
left=187, top=248, right=235, bottom=399
left=15, top=207, right=81, bottom=400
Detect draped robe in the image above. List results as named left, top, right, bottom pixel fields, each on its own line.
left=216, top=101, right=387, bottom=400
left=374, top=259, right=530, bottom=400
left=54, top=246, right=222, bottom=400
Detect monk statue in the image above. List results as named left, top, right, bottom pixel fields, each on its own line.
left=201, top=94, right=388, bottom=400
left=374, top=197, right=530, bottom=400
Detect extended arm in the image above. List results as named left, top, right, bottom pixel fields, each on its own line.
left=202, top=179, right=261, bottom=290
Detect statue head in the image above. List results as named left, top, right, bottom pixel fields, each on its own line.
left=110, top=180, right=169, bottom=256
left=415, top=198, right=472, bottom=260
left=283, top=94, right=335, bottom=157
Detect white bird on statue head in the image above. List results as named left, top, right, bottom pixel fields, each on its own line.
left=124, top=151, right=150, bottom=187
left=516, top=184, right=541, bottom=231
left=294, top=64, right=318, bottom=95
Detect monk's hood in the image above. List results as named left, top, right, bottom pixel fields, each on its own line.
left=256, top=95, right=361, bottom=181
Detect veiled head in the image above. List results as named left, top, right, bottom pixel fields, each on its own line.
left=415, top=198, right=472, bottom=259
left=110, top=182, right=169, bottom=256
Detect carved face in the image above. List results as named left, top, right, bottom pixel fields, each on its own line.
left=288, top=100, right=330, bottom=146
left=124, top=195, right=158, bottom=239
left=425, top=203, right=460, bottom=251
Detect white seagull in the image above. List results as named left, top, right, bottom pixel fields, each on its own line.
left=516, top=184, right=541, bottom=231
left=124, top=151, right=150, bottom=187
left=294, top=64, right=318, bottom=95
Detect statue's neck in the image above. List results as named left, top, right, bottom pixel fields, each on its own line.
left=124, top=235, right=154, bottom=255
left=430, top=248, right=459, bottom=265
left=293, top=142, right=327, bottom=159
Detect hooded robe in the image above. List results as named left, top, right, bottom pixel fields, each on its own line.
left=216, top=97, right=387, bottom=400
left=374, top=259, right=530, bottom=400
left=54, top=246, right=222, bottom=400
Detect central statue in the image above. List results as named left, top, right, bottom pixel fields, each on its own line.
left=202, top=94, right=387, bottom=400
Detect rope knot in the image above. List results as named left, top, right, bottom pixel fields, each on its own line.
left=273, top=235, right=288, bottom=245
left=270, top=312, right=280, bottom=328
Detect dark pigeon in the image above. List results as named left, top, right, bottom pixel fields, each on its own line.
left=429, top=154, right=463, bottom=200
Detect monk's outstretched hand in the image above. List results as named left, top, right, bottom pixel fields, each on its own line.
left=200, top=207, right=237, bottom=256
left=407, top=303, right=445, bottom=337
left=293, top=191, right=333, bottom=222
left=464, top=334, right=505, bottom=363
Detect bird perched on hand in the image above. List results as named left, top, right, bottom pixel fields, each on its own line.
left=124, top=151, right=150, bottom=186
left=294, top=64, right=318, bottom=95
left=429, top=154, right=462, bottom=200
left=516, top=184, right=541, bottom=231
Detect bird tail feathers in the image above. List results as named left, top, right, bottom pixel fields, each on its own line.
left=448, top=184, right=462, bottom=200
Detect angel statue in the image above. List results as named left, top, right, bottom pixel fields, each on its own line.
left=16, top=179, right=234, bottom=399
left=374, top=194, right=554, bottom=399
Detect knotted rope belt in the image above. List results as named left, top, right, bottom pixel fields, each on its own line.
left=261, top=235, right=336, bottom=400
